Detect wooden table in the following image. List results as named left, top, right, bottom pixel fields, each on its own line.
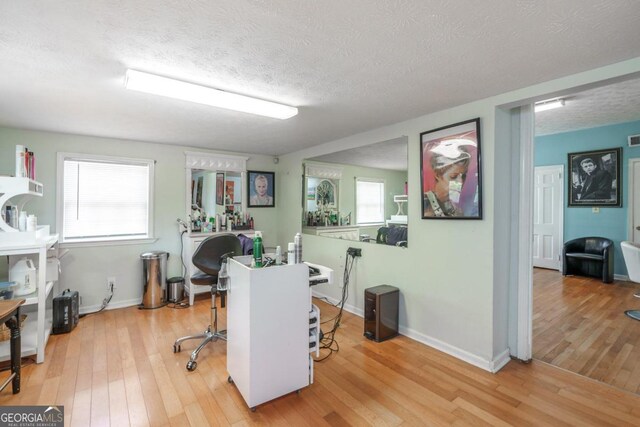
left=0, top=299, right=25, bottom=394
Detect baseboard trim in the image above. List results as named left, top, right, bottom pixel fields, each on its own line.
left=311, top=290, right=508, bottom=373
left=80, top=298, right=142, bottom=315
left=615, top=273, right=630, bottom=282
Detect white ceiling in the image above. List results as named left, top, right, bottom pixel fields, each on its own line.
left=1, top=1, right=640, bottom=156
left=309, top=137, right=408, bottom=171
left=536, top=78, right=640, bottom=136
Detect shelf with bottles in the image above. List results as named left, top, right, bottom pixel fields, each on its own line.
left=0, top=176, right=44, bottom=235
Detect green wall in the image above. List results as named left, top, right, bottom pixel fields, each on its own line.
left=0, top=128, right=278, bottom=310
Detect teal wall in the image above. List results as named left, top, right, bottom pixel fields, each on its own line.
left=535, top=120, right=640, bottom=276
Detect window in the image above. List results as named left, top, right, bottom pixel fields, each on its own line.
left=57, top=153, right=154, bottom=244
left=356, top=178, right=385, bottom=225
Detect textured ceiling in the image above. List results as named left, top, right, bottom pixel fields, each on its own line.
left=309, top=137, right=408, bottom=171
left=1, top=1, right=640, bottom=156
left=536, top=78, right=640, bottom=136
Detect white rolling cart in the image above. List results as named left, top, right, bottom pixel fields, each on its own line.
left=226, top=257, right=312, bottom=410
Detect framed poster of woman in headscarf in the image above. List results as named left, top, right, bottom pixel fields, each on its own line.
left=420, top=118, right=482, bottom=219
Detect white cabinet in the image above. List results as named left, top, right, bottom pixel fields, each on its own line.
left=0, top=177, right=59, bottom=364
left=226, top=258, right=312, bottom=409
left=182, top=230, right=254, bottom=306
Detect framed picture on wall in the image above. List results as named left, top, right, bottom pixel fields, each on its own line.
left=216, top=172, right=224, bottom=205
left=568, top=147, right=621, bottom=207
left=248, top=171, right=275, bottom=207
left=420, top=118, right=482, bottom=219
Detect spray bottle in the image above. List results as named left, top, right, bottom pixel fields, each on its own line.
left=253, top=231, right=263, bottom=267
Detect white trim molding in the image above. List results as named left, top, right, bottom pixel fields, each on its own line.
left=184, top=151, right=248, bottom=172
left=311, top=290, right=509, bottom=373
left=305, top=164, right=343, bottom=179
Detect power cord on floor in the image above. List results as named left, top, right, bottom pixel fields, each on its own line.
left=166, top=300, right=190, bottom=309
left=314, top=250, right=356, bottom=362
left=79, top=283, right=114, bottom=318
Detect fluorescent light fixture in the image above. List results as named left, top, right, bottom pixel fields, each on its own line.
left=534, top=98, right=565, bottom=113
left=124, top=69, right=298, bottom=119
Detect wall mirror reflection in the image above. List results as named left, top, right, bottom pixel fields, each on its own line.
left=303, top=136, right=409, bottom=247
left=190, top=170, right=243, bottom=231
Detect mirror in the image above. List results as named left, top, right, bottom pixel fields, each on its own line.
left=191, top=170, right=242, bottom=215
left=184, top=152, right=248, bottom=233
left=303, top=136, right=408, bottom=247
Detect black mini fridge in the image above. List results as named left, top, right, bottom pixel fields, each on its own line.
left=364, top=285, right=399, bottom=342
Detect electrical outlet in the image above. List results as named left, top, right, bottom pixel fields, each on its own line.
left=347, top=247, right=362, bottom=257
left=107, top=277, right=116, bottom=290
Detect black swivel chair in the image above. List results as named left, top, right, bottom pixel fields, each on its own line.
left=173, top=234, right=242, bottom=371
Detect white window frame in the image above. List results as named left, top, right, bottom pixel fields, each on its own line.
left=355, top=177, right=385, bottom=225
left=56, top=152, right=156, bottom=247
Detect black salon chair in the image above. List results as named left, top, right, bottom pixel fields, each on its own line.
left=173, top=233, right=242, bottom=371
left=361, top=226, right=408, bottom=247
left=562, top=237, right=614, bottom=283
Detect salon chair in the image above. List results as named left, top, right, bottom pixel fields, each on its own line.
left=364, top=226, right=407, bottom=247
left=621, top=241, right=640, bottom=321
left=173, top=233, right=242, bottom=371
left=562, top=237, right=614, bottom=283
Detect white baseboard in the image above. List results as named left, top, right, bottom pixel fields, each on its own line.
left=79, top=297, right=142, bottom=315
left=312, top=290, right=510, bottom=373
left=615, top=273, right=630, bottom=282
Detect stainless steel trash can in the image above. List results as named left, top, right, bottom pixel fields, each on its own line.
left=140, top=251, right=169, bottom=309
left=167, top=276, right=185, bottom=303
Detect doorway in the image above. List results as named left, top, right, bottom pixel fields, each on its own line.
left=628, top=158, right=640, bottom=243
left=521, top=77, right=640, bottom=395
left=532, top=165, right=563, bottom=271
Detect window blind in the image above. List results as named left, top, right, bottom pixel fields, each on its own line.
left=356, top=179, right=384, bottom=224
left=62, top=158, right=151, bottom=241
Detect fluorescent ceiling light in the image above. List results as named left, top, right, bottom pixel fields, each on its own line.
left=534, top=99, right=565, bottom=113
left=124, top=69, right=298, bottom=119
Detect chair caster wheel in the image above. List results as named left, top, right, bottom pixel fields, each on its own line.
left=296, top=389, right=301, bottom=395
left=186, top=361, right=197, bottom=371
left=173, top=344, right=181, bottom=353
left=227, top=376, right=233, bottom=383
left=250, top=407, right=256, bottom=412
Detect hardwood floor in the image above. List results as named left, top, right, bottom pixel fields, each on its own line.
left=2, top=295, right=640, bottom=426
left=533, top=268, right=640, bottom=396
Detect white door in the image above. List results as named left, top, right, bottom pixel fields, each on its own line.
left=533, top=165, right=564, bottom=270
left=629, top=159, right=640, bottom=243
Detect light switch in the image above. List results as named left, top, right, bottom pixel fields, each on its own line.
left=592, top=207, right=600, bottom=214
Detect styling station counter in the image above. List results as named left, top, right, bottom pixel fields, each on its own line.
left=225, top=256, right=332, bottom=410
left=182, top=230, right=254, bottom=306
left=303, top=225, right=359, bottom=241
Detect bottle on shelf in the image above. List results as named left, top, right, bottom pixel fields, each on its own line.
left=294, top=233, right=302, bottom=263
left=18, top=211, right=27, bottom=231
left=253, top=231, right=263, bottom=267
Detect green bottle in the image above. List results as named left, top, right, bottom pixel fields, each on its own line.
left=253, top=231, right=263, bottom=267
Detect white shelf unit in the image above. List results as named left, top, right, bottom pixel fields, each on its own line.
left=182, top=230, right=254, bottom=306
left=1, top=176, right=58, bottom=364
left=0, top=236, right=59, bottom=363
left=226, top=258, right=312, bottom=409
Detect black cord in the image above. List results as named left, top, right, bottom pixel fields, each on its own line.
left=79, top=283, right=114, bottom=318
left=180, top=229, right=187, bottom=278
left=166, top=300, right=190, bottom=309
left=315, top=250, right=355, bottom=362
